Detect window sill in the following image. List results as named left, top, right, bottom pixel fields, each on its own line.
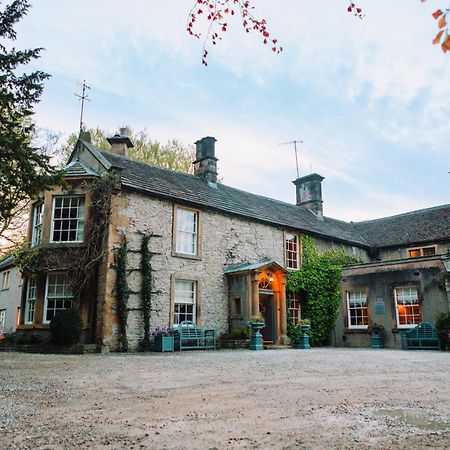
left=171, top=251, right=201, bottom=261
left=344, top=328, right=370, bottom=334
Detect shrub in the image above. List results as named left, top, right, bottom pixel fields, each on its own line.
left=231, top=326, right=250, bottom=340
left=50, top=308, right=82, bottom=346
left=436, top=313, right=450, bottom=349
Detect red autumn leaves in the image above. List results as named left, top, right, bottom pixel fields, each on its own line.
left=188, top=0, right=282, bottom=66
left=431, top=8, right=450, bottom=52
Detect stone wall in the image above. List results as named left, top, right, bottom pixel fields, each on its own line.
left=102, top=189, right=366, bottom=350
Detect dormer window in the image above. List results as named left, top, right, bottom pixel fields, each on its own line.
left=408, top=246, right=436, bottom=258
left=50, top=196, right=85, bottom=243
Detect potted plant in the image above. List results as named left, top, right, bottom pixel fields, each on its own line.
left=152, top=326, right=174, bottom=352
left=297, top=319, right=311, bottom=349
left=370, top=322, right=384, bottom=349
left=248, top=314, right=265, bottom=351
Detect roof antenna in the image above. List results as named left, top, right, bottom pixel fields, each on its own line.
left=75, top=80, right=90, bottom=132
left=279, top=140, right=304, bottom=178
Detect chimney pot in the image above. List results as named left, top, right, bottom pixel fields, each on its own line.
left=107, top=130, right=134, bottom=157
left=193, top=136, right=218, bottom=184
left=293, top=173, right=324, bottom=219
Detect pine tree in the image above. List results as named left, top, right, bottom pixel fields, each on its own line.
left=0, top=0, right=63, bottom=239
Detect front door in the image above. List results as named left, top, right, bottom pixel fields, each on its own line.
left=259, top=294, right=275, bottom=343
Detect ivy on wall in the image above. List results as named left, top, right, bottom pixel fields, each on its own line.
left=116, top=236, right=129, bottom=352
left=141, top=234, right=152, bottom=349
left=286, top=236, right=360, bottom=346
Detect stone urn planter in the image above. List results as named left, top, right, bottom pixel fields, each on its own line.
left=371, top=323, right=384, bottom=349
left=248, top=315, right=265, bottom=351
left=297, top=320, right=311, bottom=349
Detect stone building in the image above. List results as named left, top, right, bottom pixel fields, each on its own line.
left=15, top=132, right=450, bottom=350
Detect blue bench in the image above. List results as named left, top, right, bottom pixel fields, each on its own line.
left=401, top=322, right=440, bottom=350
left=173, top=321, right=216, bottom=351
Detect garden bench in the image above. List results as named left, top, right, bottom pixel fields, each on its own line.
left=401, top=322, right=440, bottom=350
left=172, top=321, right=216, bottom=351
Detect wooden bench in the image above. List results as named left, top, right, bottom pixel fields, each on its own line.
left=401, top=322, right=440, bottom=350
left=173, top=321, right=216, bottom=351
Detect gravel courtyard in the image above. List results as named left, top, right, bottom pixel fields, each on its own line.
left=0, top=348, right=449, bottom=449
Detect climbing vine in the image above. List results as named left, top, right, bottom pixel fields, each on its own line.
left=286, top=236, right=360, bottom=346
left=116, top=236, right=129, bottom=352
left=141, top=234, right=152, bottom=349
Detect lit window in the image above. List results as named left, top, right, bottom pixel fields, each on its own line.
left=1, top=271, right=10, bottom=290
left=24, top=277, right=37, bottom=324
left=258, top=272, right=273, bottom=290
left=175, top=208, right=198, bottom=255
left=285, top=233, right=300, bottom=269
left=395, top=286, right=421, bottom=328
left=51, top=196, right=85, bottom=243
left=44, top=273, right=73, bottom=324
left=346, top=291, right=369, bottom=329
left=174, top=279, right=196, bottom=325
left=408, top=246, right=436, bottom=258
left=288, top=293, right=301, bottom=325
left=31, top=203, right=44, bottom=246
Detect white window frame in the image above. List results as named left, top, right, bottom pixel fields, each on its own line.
left=285, top=233, right=300, bottom=270
left=394, top=286, right=421, bottom=329
left=0, top=309, right=6, bottom=334
left=50, top=196, right=85, bottom=243
left=288, top=292, right=301, bottom=325
left=43, top=273, right=74, bottom=324
left=1, top=270, right=10, bottom=290
left=174, top=207, right=199, bottom=256
left=173, top=279, right=197, bottom=325
left=346, top=290, right=369, bottom=329
left=31, top=203, right=44, bottom=246
left=24, top=276, right=37, bottom=325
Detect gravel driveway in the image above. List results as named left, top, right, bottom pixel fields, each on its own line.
left=0, top=348, right=449, bottom=449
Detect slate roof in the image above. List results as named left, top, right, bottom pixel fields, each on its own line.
left=353, top=205, right=450, bottom=248
left=0, top=256, right=13, bottom=271
left=74, top=143, right=449, bottom=250
left=65, top=160, right=99, bottom=178
left=99, top=151, right=369, bottom=246
left=224, top=259, right=288, bottom=274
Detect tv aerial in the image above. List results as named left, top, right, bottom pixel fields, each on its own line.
left=279, top=140, right=304, bottom=178
left=75, top=80, right=90, bottom=132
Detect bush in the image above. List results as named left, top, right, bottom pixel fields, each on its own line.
left=436, top=313, right=450, bottom=349
left=50, top=308, right=82, bottom=346
left=231, top=326, right=250, bottom=340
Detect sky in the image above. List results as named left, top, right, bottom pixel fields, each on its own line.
left=13, top=0, right=450, bottom=222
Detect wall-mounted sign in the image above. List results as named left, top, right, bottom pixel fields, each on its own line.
left=374, top=297, right=386, bottom=315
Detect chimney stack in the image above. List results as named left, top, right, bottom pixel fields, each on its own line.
left=293, top=173, right=324, bottom=219
left=193, top=136, right=218, bottom=185
left=107, top=128, right=134, bottom=157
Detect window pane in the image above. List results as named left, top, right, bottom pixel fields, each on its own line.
left=347, top=291, right=368, bottom=327
left=285, top=234, right=299, bottom=269
left=52, top=196, right=85, bottom=242
left=395, top=287, right=421, bottom=327
left=176, top=209, right=197, bottom=255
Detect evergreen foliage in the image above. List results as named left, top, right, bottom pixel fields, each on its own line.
left=141, top=234, right=152, bottom=349
left=0, top=0, right=63, bottom=238
left=116, top=238, right=129, bottom=352
left=287, top=236, right=360, bottom=346
left=50, top=308, right=82, bottom=346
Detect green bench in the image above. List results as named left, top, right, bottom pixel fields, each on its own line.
left=173, top=321, right=216, bottom=351
left=401, top=322, right=440, bottom=350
